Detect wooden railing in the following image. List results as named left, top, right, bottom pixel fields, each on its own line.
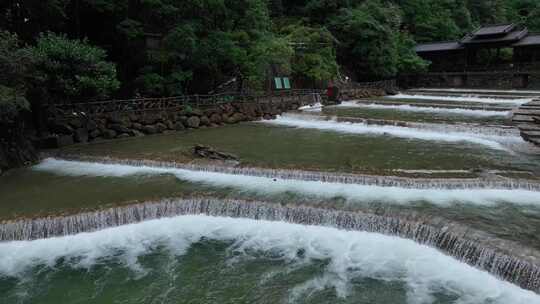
left=49, top=90, right=322, bottom=116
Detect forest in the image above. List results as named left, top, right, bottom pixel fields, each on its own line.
left=1, top=0, right=540, bottom=108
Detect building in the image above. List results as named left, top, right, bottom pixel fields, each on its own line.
left=406, top=24, right=540, bottom=89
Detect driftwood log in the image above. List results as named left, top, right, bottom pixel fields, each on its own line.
left=192, top=144, right=238, bottom=161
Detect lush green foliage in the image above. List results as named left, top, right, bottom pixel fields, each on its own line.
left=30, top=33, right=120, bottom=102
left=1, top=0, right=538, bottom=95
left=0, top=31, right=31, bottom=115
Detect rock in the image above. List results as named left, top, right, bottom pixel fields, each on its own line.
left=179, top=116, right=189, bottom=125
left=109, top=123, right=130, bottom=134
left=116, top=133, right=131, bottom=139
left=51, top=122, right=73, bottom=135
left=57, top=135, right=74, bottom=147
left=166, top=120, right=175, bottom=130
left=142, top=125, right=157, bottom=134
left=231, top=112, right=246, bottom=122
left=87, top=119, right=98, bottom=131
left=200, top=115, right=210, bottom=126
left=68, top=118, right=83, bottom=129
left=263, top=114, right=273, bottom=120
left=103, top=129, right=117, bottom=139
left=132, top=123, right=143, bottom=131
left=193, top=144, right=238, bottom=161
left=129, top=114, right=139, bottom=122
left=89, top=129, right=101, bottom=139
left=141, top=115, right=159, bottom=125
left=156, top=122, right=167, bottom=132
left=73, top=128, right=89, bottom=143
left=210, top=113, right=222, bottom=124
left=174, top=122, right=185, bottom=131
left=186, top=116, right=200, bottom=128
left=107, top=115, right=123, bottom=124
left=132, top=130, right=145, bottom=137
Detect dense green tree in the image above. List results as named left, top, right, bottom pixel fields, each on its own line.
left=29, top=32, right=120, bottom=102
left=0, top=31, right=33, bottom=115
left=282, top=25, right=338, bottom=82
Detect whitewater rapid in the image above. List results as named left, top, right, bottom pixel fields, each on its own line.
left=333, top=102, right=511, bottom=117
left=0, top=215, right=537, bottom=303
left=386, top=93, right=532, bottom=105
left=261, top=114, right=522, bottom=151
left=33, top=158, right=540, bottom=207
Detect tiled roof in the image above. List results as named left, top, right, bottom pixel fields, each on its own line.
left=415, top=41, right=463, bottom=52
left=473, top=24, right=515, bottom=36
left=461, top=29, right=528, bottom=44
left=513, top=34, right=540, bottom=47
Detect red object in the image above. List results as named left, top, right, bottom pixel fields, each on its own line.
left=326, top=86, right=334, bottom=98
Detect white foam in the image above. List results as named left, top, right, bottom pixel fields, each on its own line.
left=298, top=102, right=323, bottom=112
left=334, top=102, right=511, bottom=117
left=0, top=215, right=537, bottom=303
left=386, top=93, right=532, bottom=105
left=262, top=114, right=515, bottom=151
left=33, top=158, right=540, bottom=207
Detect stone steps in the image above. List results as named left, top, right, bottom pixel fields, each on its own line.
left=512, top=98, right=540, bottom=147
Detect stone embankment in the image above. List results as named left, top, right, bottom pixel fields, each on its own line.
left=45, top=99, right=305, bottom=148
left=513, top=98, right=540, bottom=146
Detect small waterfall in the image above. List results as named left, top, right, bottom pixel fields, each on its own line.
left=285, top=112, right=519, bottom=138
left=332, top=102, right=511, bottom=117
left=1, top=197, right=539, bottom=293
left=386, top=93, right=532, bottom=105
left=50, top=155, right=540, bottom=191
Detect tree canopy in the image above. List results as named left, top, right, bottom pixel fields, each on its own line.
left=1, top=0, right=538, bottom=98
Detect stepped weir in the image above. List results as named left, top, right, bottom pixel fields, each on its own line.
left=50, top=155, right=540, bottom=190
left=1, top=197, right=539, bottom=293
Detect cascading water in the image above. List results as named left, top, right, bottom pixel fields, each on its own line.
left=1, top=197, right=540, bottom=296
left=261, top=113, right=527, bottom=151
left=32, top=157, right=540, bottom=207
left=386, top=93, right=533, bottom=105
left=332, top=102, right=511, bottom=117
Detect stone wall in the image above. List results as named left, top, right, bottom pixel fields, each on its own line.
left=43, top=97, right=311, bottom=148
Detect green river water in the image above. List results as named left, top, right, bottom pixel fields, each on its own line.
left=2, top=93, right=540, bottom=303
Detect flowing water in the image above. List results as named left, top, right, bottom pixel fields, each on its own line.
left=2, top=214, right=539, bottom=304
left=2, top=90, right=540, bottom=303
left=322, top=102, right=510, bottom=124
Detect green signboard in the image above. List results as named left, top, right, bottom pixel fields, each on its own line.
left=283, top=77, right=291, bottom=89
left=274, top=77, right=283, bottom=89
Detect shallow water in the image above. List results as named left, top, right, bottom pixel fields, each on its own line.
left=57, top=122, right=540, bottom=174
left=3, top=90, right=540, bottom=302
left=2, top=158, right=540, bottom=251
left=322, top=102, right=510, bottom=125
left=1, top=215, right=538, bottom=304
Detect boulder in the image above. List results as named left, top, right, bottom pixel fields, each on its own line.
left=132, top=123, right=143, bottom=131
left=51, top=122, right=73, bottom=135
left=210, top=113, right=222, bottom=124
left=109, top=123, right=130, bottom=134
left=132, top=130, right=145, bottom=137
left=68, top=118, right=84, bottom=129
left=174, top=122, right=185, bottom=131
left=107, top=114, right=123, bottom=124
left=231, top=112, right=246, bottom=122
left=87, top=119, right=98, bottom=131
left=73, top=128, right=89, bottom=143
left=186, top=116, right=200, bottom=128
left=129, top=114, right=139, bottom=122
left=142, top=125, right=158, bottom=134
left=141, top=115, right=159, bottom=125
left=166, top=120, right=175, bottom=130
left=156, top=122, right=167, bottom=132
left=89, top=129, right=101, bottom=139
left=103, top=129, right=117, bottom=139
left=200, top=115, right=210, bottom=126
